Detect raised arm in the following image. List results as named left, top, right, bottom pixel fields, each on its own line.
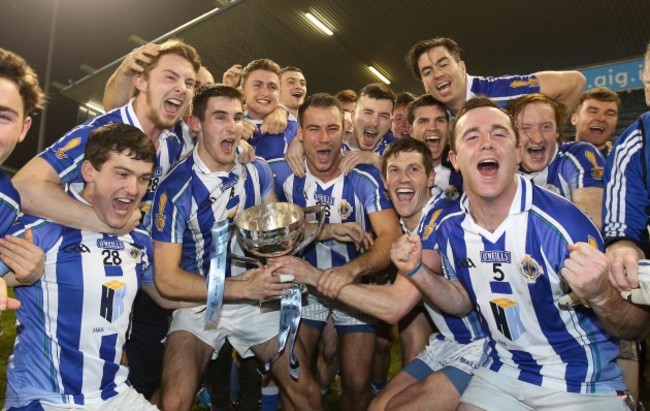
left=535, top=70, right=586, bottom=115
left=12, top=157, right=139, bottom=233
left=563, top=242, right=650, bottom=340
left=391, top=233, right=473, bottom=317
left=103, top=43, right=161, bottom=111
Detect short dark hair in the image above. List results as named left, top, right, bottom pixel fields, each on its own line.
left=298, top=93, right=344, bottom=125
left=335, top=89, right=358, bottom=105
left=382, top=137, right=434, bottom=179
left=359, top=83, right=395, bottom=109
left=241, top=59, right=281, bottom=86
left=0, top=47, right=45, bottom=117
left=450, top=96, right=518, bottom=150
left=394, top=92, right=416, bottom=111
left=280, top=66, right=303, bottom=77
left=407, top=94, right=448, bottom=125
left=507, top=93, right=565, bottom=142
left=405, top=37, right=463, bottom=81
left=192, top=83, right=244, bottom=120
left=85, top=124, right=156, bottom=170
left=575, top=87, right=621, bottom=113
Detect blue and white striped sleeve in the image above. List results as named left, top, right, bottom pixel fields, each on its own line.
left=603, top=118, right=648, bottom=245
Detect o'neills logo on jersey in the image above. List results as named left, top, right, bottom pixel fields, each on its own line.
left=55, top=137, right=81, bottom=159
left=97, top=239, right=125, bottom=250
left=220, top=175, right=239, bottom=193
left=313, top=193, right=335, bottom=206
left=152, top=167, right=163, bottom=178
left=480, top=251, right=511, bottom=263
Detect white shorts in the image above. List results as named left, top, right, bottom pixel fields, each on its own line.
left=462, top=367, right=633, bottom=411
left=168, top=302, right=280, bottom=359
left=301, top=290, right=376, bottom=331
left=405, top=334, right=487, bottom=377
left=21, top=386, right=159, bottom=411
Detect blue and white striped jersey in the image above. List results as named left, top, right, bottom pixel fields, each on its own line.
left=416, top=194, right=485, bottom=345
left=342, top=133, right=396, bottom=156
left=151, top=149, right=274, bottom=277
left=518, top=141, right=604, bottom=199
left=38, top=100, right=194, bottom=227
left=273, top=159, right=392, bottom=270
left=248, top=116, right=300, bottom=162
left=0, top=171, right=20, bottom=237
left=467, top=74, right=541, bottom=107
left=433, top=176, right=623, bottom=393
left=433, top=162, right=464, bottom=200
left=603, top=112, right=650, bottom=245
left=2, top=189, right=153, bottom=408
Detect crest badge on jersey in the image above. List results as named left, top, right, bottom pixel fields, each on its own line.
left=55, top=137, right=81, bottom=159
left=155, top=192, right=168, bottom=232
left=519, top=254, right=543, bottom=283
left=444, top=186, right=460, bottom=201
left=339, top=199, right=353, bottom=219
left=129, top=247, right=143, bottom=263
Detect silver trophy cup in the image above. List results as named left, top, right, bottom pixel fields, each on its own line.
left=232, top=202, right=325, bottom=379
left=234, top=202, right=326, bottom=259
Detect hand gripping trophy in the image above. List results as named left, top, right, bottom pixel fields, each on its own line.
left=205, top=202, right=325, bottom=379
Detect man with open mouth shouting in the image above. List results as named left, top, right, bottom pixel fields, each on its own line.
left=404, top=37, right=586, bottom=119
left=11, top=39, right=201, bottom=403
left=270, top=92, right=401, bottom=411
left=571, top=87, right=621, bottom=158
left=507, top=93, right=605, bottom=230
left=407, top=93, right=463, bottom=200
left=394, top=96, right=635, bottom=410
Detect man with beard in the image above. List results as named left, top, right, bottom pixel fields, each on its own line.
left=338, top=83, right=397, bottom=174
left=270, top=93, right=401, bottom=410
left=572, top=87, right=621, bottom=158
left=272, top=137, right=486, bottom=411
left=404, top=37, right=585, bottom=117
left=507, top=93, right=604, bottom=229
left=11, top=39, right=201, bottom=402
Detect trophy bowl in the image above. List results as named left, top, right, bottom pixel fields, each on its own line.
left=234, top=202, right=325, bottom=259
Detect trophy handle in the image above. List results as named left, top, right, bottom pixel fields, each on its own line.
left=292, top=205, right=326, bottom=255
